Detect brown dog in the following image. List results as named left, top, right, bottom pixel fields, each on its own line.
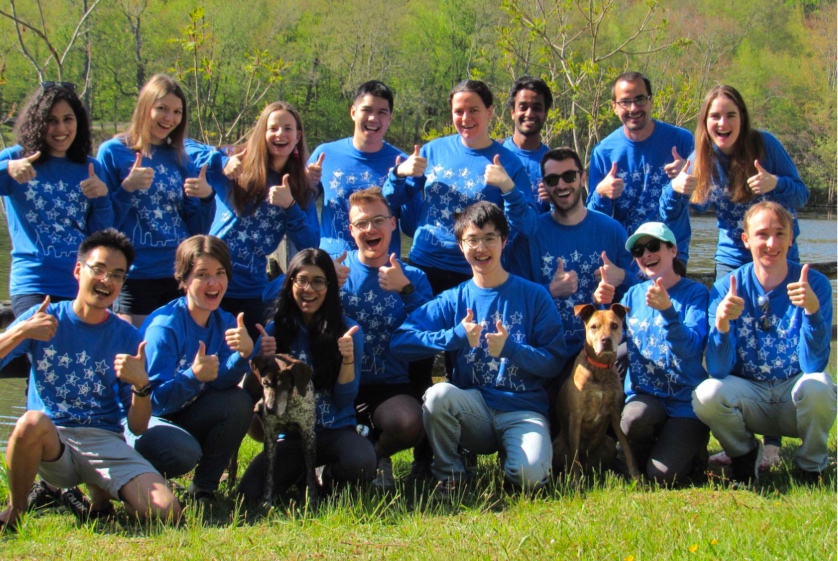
left=553, top=303, right=640, bottom=480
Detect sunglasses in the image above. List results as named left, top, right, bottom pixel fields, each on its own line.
left=41, top=81, right=76, bottom=92
left=630, top=238, right=664, bottom=258
left=757, top=295, right=771, bottom=332
left=543, top=170, right=582, bottom=187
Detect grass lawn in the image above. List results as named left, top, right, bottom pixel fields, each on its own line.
left=2, top=349, right=836, bottom=559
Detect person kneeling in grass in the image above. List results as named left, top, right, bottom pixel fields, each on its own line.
left=0, top=229, right=180, bottom=531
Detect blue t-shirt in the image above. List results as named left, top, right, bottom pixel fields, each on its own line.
left=0, top=300, right=142, bottom=433
left=660, top=131, right=808, bottom=268
left=309, top=138, right=408, bottom=257
left=706, top=261, right=832, bottom=381
left=391, top=274, right=567, bottom=416
left=508, top=210, right=635, bottom=355
left=339, top=250, right=433, bottom=385
left=97, top=138, right=216, bottom=278
left=0, top=147, right=114, bottom=297
left=502, top=137, right=550, bottom=213
left=141, top=297, right=251, bottom=416
left=384, top=135, right=538, bottom=275
left=621, top=278, right=709, bottom=418
left=587, top=121, right=694, bottom=263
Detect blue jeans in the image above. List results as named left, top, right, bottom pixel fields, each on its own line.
left=125, top=387, right=253, bottom=489
left=423, top=382, right=552, bottom=489
left=692, top=373, right=837, bottom=472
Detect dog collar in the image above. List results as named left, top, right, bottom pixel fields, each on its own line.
left=584, top=351, right=611, bottom=369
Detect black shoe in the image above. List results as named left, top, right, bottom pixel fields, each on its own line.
left=187, top=484, right=216, bottom=505
left=59, top=487, right=92, bottom=521
left=406, top=460, right=434, bottom=483
left=27, top=480, right=60, bottom=512
left=792, top=466, right=831, bottom=486
left=729, top=442, right=762, bottom=488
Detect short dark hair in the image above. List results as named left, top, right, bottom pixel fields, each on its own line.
left=507, top=76, right=553, bottom=111
left=612, top=71, right=653, bottom=100
left=77, top=228, right=135, bottom=268
left=15, top=83, right=92, bottom=164
left=354, top=80, right=394, bottom=112
left=174, top=235, right=233, bottom=287
left=454, top=201, right=509, bottom=242
left=541, top=147, right=584, bottom=176
left=449, top=80, right=493, bottom=109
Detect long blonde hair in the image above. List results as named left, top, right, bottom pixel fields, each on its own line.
left=122, top=74, right=188, bottom=159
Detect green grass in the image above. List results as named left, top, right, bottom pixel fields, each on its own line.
left=2, top=349, right=836, bottom=558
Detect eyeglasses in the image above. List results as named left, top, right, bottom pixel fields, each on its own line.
left=350, top=215, right=392, bottom=231
left=461, top=234, right=502, bottom=249
left=41, top=81, right=76, bottom=92
left=757, top=295, right=770, bottom=331
left=84, top=262, right=126, bottom=284
left=630, top=238, right=664, bottom=258
left=615, top=95, right=651, bottom=109
left=543, top=170, right=582, bottom=187
left=292, top=276, right=328, bottom=292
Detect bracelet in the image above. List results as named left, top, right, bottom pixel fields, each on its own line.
left=284, top=199, right=297, bottom=210
left=132, top=383, right=152, bottom=397
left=342, top=359, right=355, bottom=365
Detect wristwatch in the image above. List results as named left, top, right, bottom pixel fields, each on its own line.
left=132, top=383, right=152, bottom=398
left=400, top=283, right=415, bottom=296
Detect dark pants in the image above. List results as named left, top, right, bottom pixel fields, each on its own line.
left=620, top=394, right=710, bottom=485
left=237, top=427, right=376, bottom=504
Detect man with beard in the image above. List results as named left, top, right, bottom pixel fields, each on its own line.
left=509, top=148, right=634, bottom=416
left=503, top=76, right=553, bottom=213
left=586, top=72, right=694, bottom=264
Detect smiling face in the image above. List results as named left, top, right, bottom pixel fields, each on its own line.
left=543, top=157, right=585, bottom=215
left=44, top=100, right=78, bottom=158
left=265, top=109, right=301, bottom=167
left=458, top=223, right=506, bottom=279
left=182, top=256, right=228, bottom=326
left=705, top=95, right=741, bottom=156
left=148, top=93, right=183, bottom=145
left=632, top=235, right=677, bottom=280
left=612, top=79, right=652, bottom=135
left=510, top=88, right=547, bottom=138
left=451, top=92, right=493, bottom=148
left=348, top=198, right=395, bottom=267
left=291, top=264, right=328, bottom=322
left=351, top=94, right=392, bottom=151
left=742, top=208, right=792, bottom=270
left=74, top=247, right=127, bottom=311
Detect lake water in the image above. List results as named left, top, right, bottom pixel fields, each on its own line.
left=0, top=208, right=836, bottom=447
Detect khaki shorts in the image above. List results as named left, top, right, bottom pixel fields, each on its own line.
left=39, top=426, right=158, bottom=500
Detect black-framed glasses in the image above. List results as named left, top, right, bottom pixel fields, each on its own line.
left=630, top=238, right=663, bottom=258
left=615, top=95, right=651, bottom=109
left=292, top=276, right=328, bottom=292
left=350, top=215, right=392, bottom=231
left=41, top=81, right=76, bottom=92
left=462, top=234, right=502, bottom=249
left=757, top=295, right=771, bottom=331
left=543, top=170, right=582, bottom=187
left=83, top=262, right=126, bottom=284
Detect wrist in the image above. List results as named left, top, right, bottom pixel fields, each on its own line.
left=132, top=383, right=152, bottom=398
left=342, top=358, right=354, bottom=365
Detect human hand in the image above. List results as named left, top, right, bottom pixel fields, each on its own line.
left=485, top=154, right=514, bottom=193
left=378, top=253, right=410, bottom=292
left=595, top=162, right=624, bottom=199
left=184, top=164, right=212, bottom=198
left=114, top=341, right=149, bottom=389
left=395, top=145, right=427, bottom=178
left=7, top=151, right=40, bottom=184
left=645, top=278, right=672, bottom=311
left=747, top=160, right=777, bottom=195
left=461, top=308, right=483, bottom=347
left=715, top=276, right=745, bottom=332
left=549, top=258, right=578, bottom=298
left=593, top=267, right=616, bottom=305
left=306, top=152, right=325, bottom=186
left=333, top=250, right=349, bottom=289
left=663, top=146, right=686, bottom=179
left=594, top=251, right=625, bottom=287
left=192, top=340, right=219, bottom=382
left=670, top=159, right=697, bottom=196
left=256, top=323, right=276, bottom=355
left=485, top=319, right=508, bottom=357
left=223, top=147, right=246, bottom=180
left=226, top=312, right=254, bottom=357
left=22, top=296, right=57, bottom=342
left=80, top=163, right=108, bottom=198
left=121, top=153, right=154, bottom=192
left=787, top=264, right=819, bottom=314
left=267, top=174, right=295, bottom=209
left=338, top=325, right=359, bottom=362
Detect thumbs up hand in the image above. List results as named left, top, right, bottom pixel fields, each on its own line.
left=787, top=263, right=819, bottom=314
left=378, top=253, right=410, bottom=292
left=663, top=146, right=686, bottom=179
left=485, top=154, right=515, bottom=193
left=461, top=308, right=483, bottom=348
left=670, top=159, right=697, bottom=196
left=21, top=296, right=57, bottom=341
left=645, top=278, right=672, bottom=311
left=333, top=250, right=350, bottom=288
left=268, top=174, right=295, bottom=209
left=485, top=319, right=509, bottom=357
left=338, top=325, right=359, bottom=363
left=549, top=258, right=578, bottom=298
left=122, top=152, right=154, bottom=192
left=715, top=276, right=745, bottom=332
left=226, top=312, right=255, bottom=357
left=80, top=162, right=108, bottom=198
left=594, top=251, right=626, bottom=287
left=192, top=340, right=219, bottom=382
left=115, top=341, right=149, bottom=389
left=255, top=323, right=276, bottom=356
left=8, top=151, right=40, bottom=184
left=395, top=145, right=427, bottom=178
left=224, top=147, right=246, bottom=180
left=747, top=160, right=777, bottom=195
left=595, top=162, right=624, bottom=199
left=306, top=152, right=325, bottom=186
left=593, top=267, right=616, bottom=305
left=184, top=164, right=212, bottom=198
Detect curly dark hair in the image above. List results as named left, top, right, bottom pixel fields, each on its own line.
left=270, top=248, right=347, bottom=392
left=14, top=84, right=91, bottom=164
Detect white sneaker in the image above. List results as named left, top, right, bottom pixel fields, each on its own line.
left=372, top=457, right=395, bottom=491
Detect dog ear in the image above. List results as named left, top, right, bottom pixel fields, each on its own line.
left=289, top=360, right=312, bottom=397
left=574, top=303, right=597, bottom=324
left=609, top=304, right=629, bottom=320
